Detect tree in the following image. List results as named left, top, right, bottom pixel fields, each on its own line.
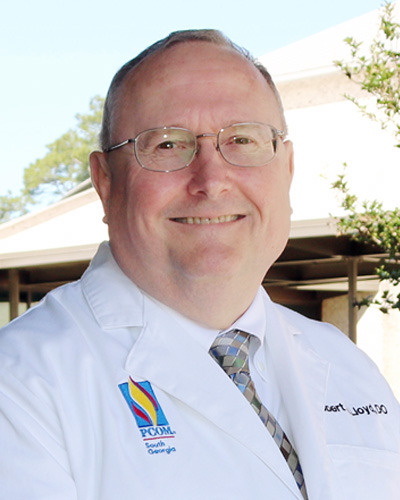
left=333, top=1, right=400, bottom=312
left=0, top=95, right=103, bottom=222
left=335, top=1, right=400, bottom=146
left=23, top=95, right=103, bottom=202
left=0, top=191, right=28, bottom=223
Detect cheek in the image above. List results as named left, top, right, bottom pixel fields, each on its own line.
left=105, top=166, right=143, bottom=238
left=107, top=168, right=178, bottom=242
left=252, top=170, right=292, bottom=247
left=252, top=167, right=291, bottom=214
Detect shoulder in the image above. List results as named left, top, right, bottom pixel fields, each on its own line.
left=0, top=281, right=86, bottom=370
left=2, top=279, right=83, bottom=332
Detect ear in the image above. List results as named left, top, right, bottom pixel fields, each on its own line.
left=283, top=140, right=294, bottom=186
left=90, top=151, right=111, bottom=224
left=282, top=140, right=295, bottom=215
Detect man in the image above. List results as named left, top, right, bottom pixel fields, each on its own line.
left=0, top=30, right=399, bottom=499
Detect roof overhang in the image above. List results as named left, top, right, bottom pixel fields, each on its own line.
left=0, top=217, right=386, bottom=314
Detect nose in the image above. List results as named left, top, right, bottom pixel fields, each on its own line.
left=187, top=135, right=231, bottom=199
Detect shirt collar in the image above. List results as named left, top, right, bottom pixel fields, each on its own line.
left=143, top=287, right=267, bottom=352
left=221, top=287, right=266, bottom=345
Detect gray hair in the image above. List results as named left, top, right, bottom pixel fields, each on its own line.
left=100, top=29, right=284, bottom=151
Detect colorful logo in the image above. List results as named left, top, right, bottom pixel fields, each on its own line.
left=119, top=378, right=177, bottom=454
left=119, top=378, right=169, bottom=428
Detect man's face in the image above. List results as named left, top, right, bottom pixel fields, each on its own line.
left=91, top=42, right=294, bottom=304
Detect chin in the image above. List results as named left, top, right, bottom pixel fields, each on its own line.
left=178, top=257, right=238, bottom=281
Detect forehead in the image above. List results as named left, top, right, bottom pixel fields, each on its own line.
left=113, top=42, right=280, bottom=132
left=129, top=41, right=265, bottom=85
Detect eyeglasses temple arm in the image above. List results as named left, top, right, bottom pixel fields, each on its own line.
left=104, top=138, right=133, bottom=153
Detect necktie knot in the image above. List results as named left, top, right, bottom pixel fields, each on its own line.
left=209, top=329, right=250, bottom=376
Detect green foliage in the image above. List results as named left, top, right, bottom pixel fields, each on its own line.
left=333, top=2, right=400, bottom=313
left=0, top=95, right=104, bottom=223
left=334, top=1, right=400, bottom=146
left=333, top=166, right=400, bottom=313
left=333, top=169, right=400, bottom=258
left=22, top=95, right=103, bottom=202
left=0, top=191, right=28, bottom=223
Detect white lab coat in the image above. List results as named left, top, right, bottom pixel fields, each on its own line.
left=0, top=242, right=399, bottom=499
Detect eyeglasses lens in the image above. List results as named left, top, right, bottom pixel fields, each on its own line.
left=219, top=124, right=276, bottom=167
left=136, top=129, right=196, bottom=172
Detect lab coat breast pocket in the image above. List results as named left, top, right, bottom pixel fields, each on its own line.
left=328, top=444, right=400, bottom=498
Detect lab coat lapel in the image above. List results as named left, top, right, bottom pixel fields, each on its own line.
left=263, top=296, right=337, bottom=499
left=125, top=317, right=303, bottom=499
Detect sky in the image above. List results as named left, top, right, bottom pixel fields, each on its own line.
left=0, top=0, right=386, bottom=196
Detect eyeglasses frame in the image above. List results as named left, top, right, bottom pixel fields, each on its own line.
left=104, top=122, right=287, bottom=172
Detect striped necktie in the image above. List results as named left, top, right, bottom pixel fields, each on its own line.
left=209, top=329, right=308, bottom=499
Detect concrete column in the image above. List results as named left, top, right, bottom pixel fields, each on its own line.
left=347, top=257, right=358, bottom=343
left=8, top=269, right=20, bottom=321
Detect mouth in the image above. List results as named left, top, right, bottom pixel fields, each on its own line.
left=171, top=215, right=243, bottom=225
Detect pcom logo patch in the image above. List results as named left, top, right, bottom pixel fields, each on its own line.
left=119, top=378, right=168, bottom=427
left=119, top=378, right=177, bottom=454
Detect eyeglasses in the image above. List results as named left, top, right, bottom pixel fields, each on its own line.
left=104, top=122, right=286, bottom=172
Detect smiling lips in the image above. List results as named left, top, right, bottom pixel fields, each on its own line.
left=172, top=215, right=243, bottom=224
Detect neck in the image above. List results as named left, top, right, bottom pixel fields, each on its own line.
left=140, top=274, right=260, bottom=330
left=109, top=243, right=264, bottom=329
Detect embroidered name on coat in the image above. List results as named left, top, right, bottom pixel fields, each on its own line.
left=324, top=402, right=388, bottom=416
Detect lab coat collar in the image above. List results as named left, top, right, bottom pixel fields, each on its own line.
left=81, top=242, right=145, bottom=329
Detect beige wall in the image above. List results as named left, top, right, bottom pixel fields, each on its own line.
left=322, top=287, right=400, bottom=401
left=0, top=302, right=28, bottom=328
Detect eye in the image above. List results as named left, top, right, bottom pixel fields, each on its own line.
left=224, top=134, right=257, bottom=149
left=157, top=141, right=178, bottom=150
left=232, top=135, right=253, bottom=145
